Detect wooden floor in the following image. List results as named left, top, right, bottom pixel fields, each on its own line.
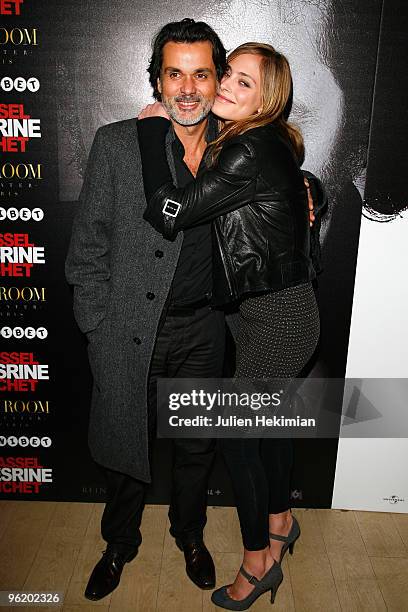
left=0, top=502, right=407, bottom=611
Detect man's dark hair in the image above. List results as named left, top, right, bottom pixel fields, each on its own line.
left=148, top=18, right=227, bottom=100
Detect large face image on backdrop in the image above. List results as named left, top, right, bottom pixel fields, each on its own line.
left=58, top=0, right=374, bottom=222
left=56, top=0, right=381, bottom=385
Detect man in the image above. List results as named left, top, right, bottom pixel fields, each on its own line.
left=65, top=18, right=316, bottom=601
left=65, top=19, right=227, bottom=600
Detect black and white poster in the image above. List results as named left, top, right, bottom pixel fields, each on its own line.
left=2, top=0, right=401, bottom=510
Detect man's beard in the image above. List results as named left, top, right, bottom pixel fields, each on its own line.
left=162, top=93, right=213, bottom=126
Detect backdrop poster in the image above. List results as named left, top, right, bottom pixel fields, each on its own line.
left=333, top=0, right=408, bottom=513
left=1, top=0, right=381, bottom=506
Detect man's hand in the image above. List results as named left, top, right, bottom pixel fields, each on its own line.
left=304, top=177, right=315, bottom=227
left=138, top=102, right=170, bottom=120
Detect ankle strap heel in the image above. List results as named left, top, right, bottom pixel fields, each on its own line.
left=211, top=561, right=283, bottom=609
left=269, top=515, right=300, bottom=563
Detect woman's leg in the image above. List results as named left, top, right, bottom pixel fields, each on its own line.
left=217, top=297, right=279, bottom=600
left=219, top=436, right=275, bottom=599
left=253, top=284, right=319, bottom=561
left=219, top=284, right=319, bottom=598
left=261, top=438, right=293, bottom=515
left=260, top=437, right=295, bottom=561
left=221, top=437, right=269, bottom=551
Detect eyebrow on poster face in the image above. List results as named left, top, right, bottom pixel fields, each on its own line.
left=291, top=100, right=316, bottom=125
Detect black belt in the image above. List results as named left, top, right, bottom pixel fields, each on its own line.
left=166, top=296, right=211, bottom=316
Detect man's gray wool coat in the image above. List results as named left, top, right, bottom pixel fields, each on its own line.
left=65, top=118, right=185, bottom=483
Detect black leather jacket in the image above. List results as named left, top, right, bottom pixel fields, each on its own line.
left=139, top=118, right=326, bottom=305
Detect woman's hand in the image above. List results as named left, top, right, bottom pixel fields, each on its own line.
left=138, top=101, right=170, bottom=120
left=304, top=177, right=315, bottom=227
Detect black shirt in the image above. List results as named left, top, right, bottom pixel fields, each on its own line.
left=167, top=129, right=213, bottom=306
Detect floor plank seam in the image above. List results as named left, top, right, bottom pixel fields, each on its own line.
left=353, top=511, right=389, bottom=610
left=60, top=503, right=95, bottom=610
left=283, top=550, right=296, bottom=611
left=64, top=502, right=96, bottom=609
left=316, top=509, right=344, bottom=611
left=20, top=502, right=58, bottom=593
left=152, top=507, right=169, bottom=612
left=390, top=513, right=408, bottom=558
left=0, top=501, right=17, bottom=544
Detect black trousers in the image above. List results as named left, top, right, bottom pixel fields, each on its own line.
left=219, top=437, right=293, bottom=551
left=100, top=304, right=225, bottom=555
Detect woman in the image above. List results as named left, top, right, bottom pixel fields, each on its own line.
left=137, top=43, right=322, bottom=609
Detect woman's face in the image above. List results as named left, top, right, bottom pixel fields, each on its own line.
left=212, top=53, right=263, bottom=122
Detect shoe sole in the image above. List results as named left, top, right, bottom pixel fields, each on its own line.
left=85, top=593, right=106, bottom=601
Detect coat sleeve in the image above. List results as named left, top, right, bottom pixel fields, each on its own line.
left=65, top=127, right=113, bottom=334
left=302, top=169, right=328, bottom=275
left=137, top=118, right=257, bottom=240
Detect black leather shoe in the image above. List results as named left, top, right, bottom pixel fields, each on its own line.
left=175, top=538, right=216, bottom=590
left=84, top=548, right=138, bottom=601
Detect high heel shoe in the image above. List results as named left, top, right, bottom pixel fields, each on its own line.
left=210, top=560, right=283, bottom=610
left=269, top=514, right=300, bottom=563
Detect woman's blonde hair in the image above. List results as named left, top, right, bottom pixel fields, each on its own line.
left=208, top=42, right=304, bottom=165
